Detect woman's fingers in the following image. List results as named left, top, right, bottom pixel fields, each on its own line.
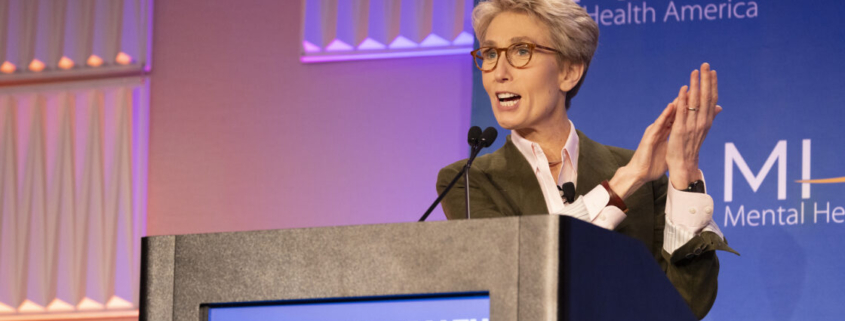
left=667, top=97, right=679, bottom=128
left=687, top=69, right=700, bottom=128
left=711, top=69, right=719, bottom=121
left=640, top=102, right=676, bottom=152
left=700, top=63, right=712, bottom=126
left=673, top=86, right=688, bottom=134
left=656, top=101, right=675, bottom=128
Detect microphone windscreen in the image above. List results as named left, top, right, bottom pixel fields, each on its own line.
left=467, top=126, right=482, bottom=146
left=560, top=182, right=575, bottom=203
left=480, top=127, right=498, bottom=147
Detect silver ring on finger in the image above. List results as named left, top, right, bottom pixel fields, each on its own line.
left=688, top=107, right=699, bottom=111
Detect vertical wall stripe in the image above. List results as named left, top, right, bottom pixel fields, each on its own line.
left=0, top=77, right=147, bottom=318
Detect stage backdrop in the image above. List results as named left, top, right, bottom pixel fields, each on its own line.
left=470, top=0, right=845, bottom=320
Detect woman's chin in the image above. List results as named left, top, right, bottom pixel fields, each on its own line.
left=492, top=105, right=525, bottom=130
left=494, top=118, right=521, bottom=130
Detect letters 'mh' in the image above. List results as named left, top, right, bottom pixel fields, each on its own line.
left=724, top=140, right=811, bottom=202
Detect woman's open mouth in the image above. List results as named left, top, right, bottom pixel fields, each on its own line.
left=497, top=92, right=522, bottom=107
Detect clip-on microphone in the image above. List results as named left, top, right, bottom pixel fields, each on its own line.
left=558, top=182, right=575, bottom=204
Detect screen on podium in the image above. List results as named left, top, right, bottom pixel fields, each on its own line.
left=204, top=292, right=490, bottom=321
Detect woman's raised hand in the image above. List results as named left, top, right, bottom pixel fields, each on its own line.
left=610, top=100, right=676, bottom=200
left=666, top=63, right=722, bottom=189
left=610, top=62, right=722, bottom=199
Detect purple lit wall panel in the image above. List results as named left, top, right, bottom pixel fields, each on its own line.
left=149, top=0, right=471, bottom=236
left=301, top=0, right=474, bottom=63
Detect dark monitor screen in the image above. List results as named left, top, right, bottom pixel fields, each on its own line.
left=204, top=292, right=490, bottom=321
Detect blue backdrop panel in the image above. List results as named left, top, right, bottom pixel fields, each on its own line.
left=470, top=1, right=845, bottom=320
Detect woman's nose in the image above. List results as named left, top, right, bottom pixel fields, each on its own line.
left=493, top=58, right=512, bottom=82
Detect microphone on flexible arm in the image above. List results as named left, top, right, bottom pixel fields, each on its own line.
left=419, top=126, right=498, bottom=222
left=464, top=127, right=498, bottom=218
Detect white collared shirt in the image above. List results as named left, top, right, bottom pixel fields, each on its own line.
left=510, top=121, right=723, bottom=254
left=510, top=120, right=580, bottom=216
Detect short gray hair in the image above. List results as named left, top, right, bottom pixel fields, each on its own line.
left=473, top=0, right=599, bottom=109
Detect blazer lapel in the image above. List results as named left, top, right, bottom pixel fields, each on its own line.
left=483, top=136, right=549, bottom=215
left=575, top=130, right=621, bottom=197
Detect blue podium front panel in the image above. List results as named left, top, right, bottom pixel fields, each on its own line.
left=206, top=293, right=490, bottom=321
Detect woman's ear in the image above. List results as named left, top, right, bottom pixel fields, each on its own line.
left=559, top=62, right=585, bottom=92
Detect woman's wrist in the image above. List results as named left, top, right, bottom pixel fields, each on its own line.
left=668, top=166, right=702, bottom=190
left=609, top=166, right=644, bottom=200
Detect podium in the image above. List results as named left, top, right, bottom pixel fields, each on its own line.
left=140, top=215, right=697, bottom=321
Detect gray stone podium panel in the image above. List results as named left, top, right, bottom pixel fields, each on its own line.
left=142, top=216, right=564, bottom=321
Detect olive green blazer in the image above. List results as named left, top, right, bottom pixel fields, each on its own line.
left=437, top=130, right=736, bottom=319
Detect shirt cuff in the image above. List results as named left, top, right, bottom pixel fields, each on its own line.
left=582, top=185, right=626, bottom=230
left=664, top=218, right=725, bottom=254
left=665, top=177, right=715, bottom=233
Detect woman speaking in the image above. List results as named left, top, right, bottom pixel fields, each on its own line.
left=436, top=0, right=737, bottom=318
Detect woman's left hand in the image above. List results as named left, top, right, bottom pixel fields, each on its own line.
left=610, top=100, right=676, bottom=200
left=666, top=62, right=722, bottom=189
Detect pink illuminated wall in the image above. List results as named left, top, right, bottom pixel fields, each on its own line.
left=147, top=0, right=472, bottom=236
